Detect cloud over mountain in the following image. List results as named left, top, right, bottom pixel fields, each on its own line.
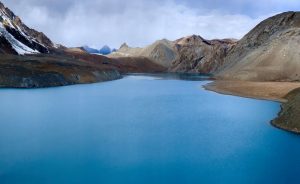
left=2, top=0, right=299, bottom=48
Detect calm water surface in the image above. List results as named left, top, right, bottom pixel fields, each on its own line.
left=0, top=75, right=300, bottom=184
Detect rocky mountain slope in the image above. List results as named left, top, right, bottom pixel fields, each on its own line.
left=110, top=12, right=300, bottom=79
left=170, top=35, right=236, bottom=73
left=109, top=39, right=177, bottom=68
left=215, top=11, right=300, bottom=81
left=109, top=36, right=236, bottom=73
left=0, top=2, right=55, bottom=55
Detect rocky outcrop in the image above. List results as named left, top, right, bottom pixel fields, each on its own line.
left=170, top=35, right=236, bottom=73
left=216, top=12, right=300, bottom=81
left=272, top=88, right=300, bottom=134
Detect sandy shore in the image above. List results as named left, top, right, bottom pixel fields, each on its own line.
left=204, top=80, right=300, bottom=134
left=204, top=80, right=300, bottom=102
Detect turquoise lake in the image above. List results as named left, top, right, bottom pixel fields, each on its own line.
left=0, top=74, right=300, bottom=184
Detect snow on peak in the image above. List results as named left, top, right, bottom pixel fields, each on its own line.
left=0, top=2, right=55, bottom=55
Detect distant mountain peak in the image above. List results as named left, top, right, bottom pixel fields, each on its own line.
left=82, top=45, right=113, bottom=55
left=120, top=43, right=129, bottom=49
left=175, top=35, right=209, bottom=46
left=99, top=45, right=111, bottom=55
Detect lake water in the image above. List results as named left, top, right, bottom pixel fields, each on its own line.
left=0, top=74, right=300, bottom=184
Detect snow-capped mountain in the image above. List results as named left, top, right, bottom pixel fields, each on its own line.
left=0, top=1, right=55, bottom=55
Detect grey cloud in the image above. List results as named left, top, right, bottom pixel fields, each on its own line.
left=0, top=0, right=287, bottom=48
left=177, top=0, right=300, bottom=16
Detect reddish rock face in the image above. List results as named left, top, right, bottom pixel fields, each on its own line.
left=170, top=35, right=236, bottom=74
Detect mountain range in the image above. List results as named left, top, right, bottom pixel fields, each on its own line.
left=109, top=36, right=237, bottom=74
left=110, top=11, right=300, bottom=82
left=82, top=45, right=115, bottom=55
left=1, top=0, right=300, bottom=84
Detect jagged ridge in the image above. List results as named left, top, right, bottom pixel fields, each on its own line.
left=110, top=35, right=236, bottom=73
left=0, top=1, right=54, bottom=55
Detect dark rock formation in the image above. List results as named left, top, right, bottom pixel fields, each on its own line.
left=4, top=25, right=49, bottom=53
left=170, top=35, right=236, bottom=74
left=0, top=35, right=17, bottom=54
left=272, top=88, right=300, bottom=134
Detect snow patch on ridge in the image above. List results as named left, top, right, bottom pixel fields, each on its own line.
left=0, top=22, right=38, bottom=55
left=0, top=11, right=39, bottom=55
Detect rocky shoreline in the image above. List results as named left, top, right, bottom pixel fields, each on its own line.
left=271, top=88, right=300, bottom=134
left=0, top=54, right=122, bottom=88
left=204, top=81, right=300, bottom=134
left=0, top=69, right=122, bottom=88
left=0, top=52, right=167, bottom=88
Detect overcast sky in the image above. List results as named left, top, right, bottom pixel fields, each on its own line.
left=2, top=0, right=300, bottom=48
